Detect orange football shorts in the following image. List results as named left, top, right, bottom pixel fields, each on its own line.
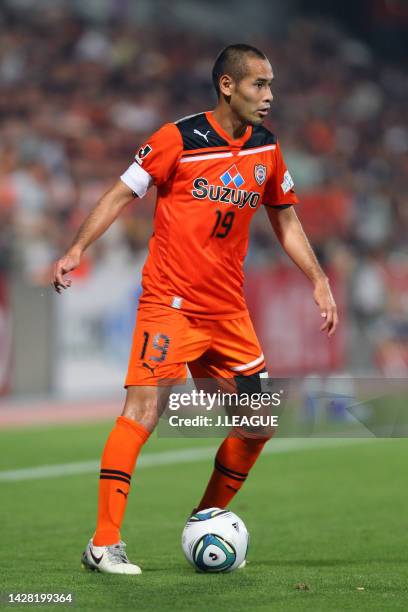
left=125, top=304, right=265, bottom=386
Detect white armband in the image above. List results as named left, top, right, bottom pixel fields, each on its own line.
left=120, top=162, right=153, bottom=198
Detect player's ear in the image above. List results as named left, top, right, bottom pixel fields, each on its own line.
left=219, top=74, right=233, bottom=98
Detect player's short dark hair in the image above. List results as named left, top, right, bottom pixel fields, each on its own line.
left=212, top=44, right=267, bottom=98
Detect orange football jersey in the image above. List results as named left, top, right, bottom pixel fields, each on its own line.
left=121, top=111, right=298, bottom=319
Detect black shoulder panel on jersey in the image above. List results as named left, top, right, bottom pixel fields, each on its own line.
left=174, top=113, right=229, bottom=150
left=242, top=125, right=277, bottom=149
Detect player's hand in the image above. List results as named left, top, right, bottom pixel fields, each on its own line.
left=52, top=248, right=81, bottom=294
left=313, top=277, right=338, bottom=337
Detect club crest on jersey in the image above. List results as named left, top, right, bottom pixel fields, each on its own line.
left=254, top=164, right=267, bottom=186
left=135, top=144, right=152, bottom=165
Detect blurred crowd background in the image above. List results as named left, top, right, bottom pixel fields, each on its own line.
left=1, top=0, right=407, bottom=397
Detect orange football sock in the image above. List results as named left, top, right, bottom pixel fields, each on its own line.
left=195, top=430, right=270, bottom=512
left=93, top=416, right=150, bottom=546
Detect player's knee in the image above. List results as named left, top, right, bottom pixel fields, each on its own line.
left=122, top=386, right=160, bottom=431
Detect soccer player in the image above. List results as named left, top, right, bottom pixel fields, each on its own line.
left=53, top=44, right=338, bottom=574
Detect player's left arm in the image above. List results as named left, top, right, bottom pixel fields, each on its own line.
left=266, top=205, right=338, bottom=337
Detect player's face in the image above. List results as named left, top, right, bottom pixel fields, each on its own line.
left=230, top=58, right=274, bottom=126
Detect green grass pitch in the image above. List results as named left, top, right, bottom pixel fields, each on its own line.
left=0, top=421, right=407, bottom=611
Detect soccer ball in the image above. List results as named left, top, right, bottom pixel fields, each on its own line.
left=181, top=507, right=249, bottom=572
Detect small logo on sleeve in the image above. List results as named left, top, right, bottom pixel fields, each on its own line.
left=254, top=164, right=267, bottom=185
left=135, top=144, right=152, bottom=165
left=281, top=170, right=294, bottom=194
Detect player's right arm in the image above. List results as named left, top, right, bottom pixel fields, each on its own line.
left=52, top=122, right=182, bottom=294
left=52, top=179, right=134, bottom=293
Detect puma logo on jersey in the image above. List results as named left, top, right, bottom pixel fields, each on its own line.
left=193, top=129, right=211, bottom=143
left=192, top=177, right=260, bottom=209
left=143, top=362, right=156, bottom=376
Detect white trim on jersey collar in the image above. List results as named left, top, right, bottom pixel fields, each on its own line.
left=120, top=162, right=153, bottom=197
left=174, top=111, right=209, bottom=124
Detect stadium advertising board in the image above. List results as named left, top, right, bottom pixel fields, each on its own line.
left=246, top=266, right=346, bottom=375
